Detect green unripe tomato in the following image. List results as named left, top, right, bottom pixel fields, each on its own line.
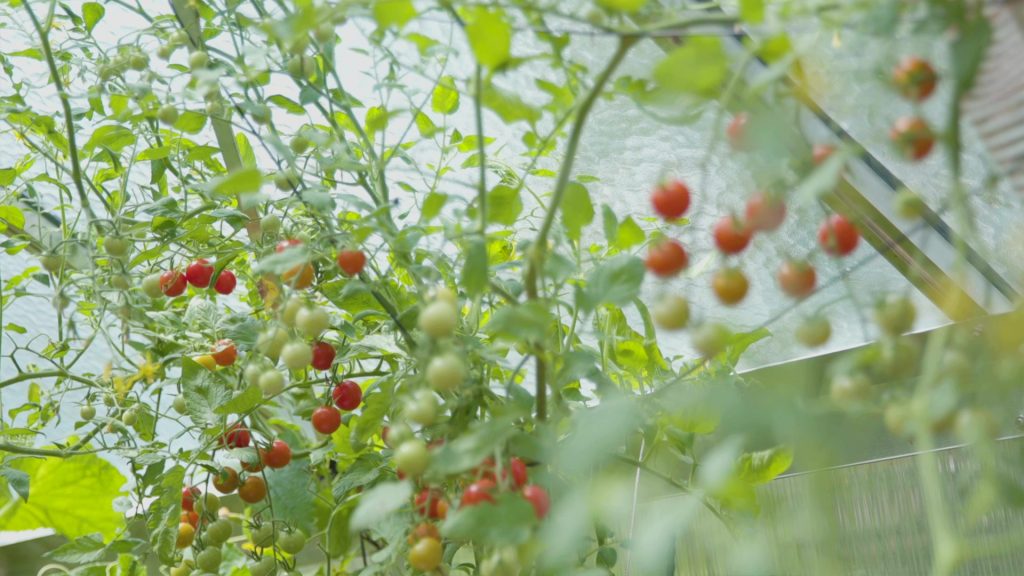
left=80, top=404, right=96, bottom=421
left=141, top=273, right=164, bottom=299
left=157, top=44, right=174, bottom=60
left=169, top=561, right=194, bottom=576
left=251, top=104, right=271, bottom=125
left=122, top=408, right=138, bottom=426
left=404, top=389, right=439, bottom=426
left=692, top=323, right=732, bottom=358
left=287, top=55, right=315, bottom=79
left=173, top=395, right=187, bottom=414
left=259, top=369, right=286, bottom=396
left=196, top=547, right=222, bottom=572
left=289, top=135, right=309, bottom=154
left=129, top=53, right=149, bottom=71
left=281, top=297, right=303, bottom=327
left=652, top=294, right=689, bottom=330
left=281, top=341, right=312, bottom=371
left=194, top=492, right=220, bottom=515
left=795, top=316, right=831, bottom=348
left=884, top=401, right=911, bottom=437
left=189, top=50, right=209, bottom=69
left=248, top=557, right=276, bottom=576
left=244, top=363, right=264, bottom=387
left=159, top=105, right=179, bottom=126
left=170, top=30, right=189, bottom=45
left=428, top=286, right=457, bottom=305
left=314, top=23, right=335, bottom=43
left=426, top=353, right=465, bottom=392
left=251, top=523, right=275, bottom=547
left=203, top=519, right=232, bottom=546
left=104, top=236, right=129, bottom=257
left=418, top=300, right=458, bottom=339
left=394, top=438, right=430, bottom=477
left=260, top=214, right=282, bottom=238
left=830, top=373, right=872, bottom=404
left=103, top=394, right=116, bottom=407
left=893, top=188, right=926, bottom=220
left=40, top=254, right=65, bottom=274
left=256, top=327, right=289, bottom=362
left=296, top=306, right=330, bottom=339
left=874, top=294, right=916, bottom=336
left=277, top=530, right=306, bottom=554
left=110, top=274, right=130, bottom=290
left=384, top=421, right=412, bottom=448
left=205, top=99, right=225, bottom=118
left=274, top=170, right=297, bottom=191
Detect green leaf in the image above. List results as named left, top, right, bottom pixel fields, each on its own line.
left=137, top=146, right=172, bottom=161
left=421, top=192, right=447, bottom=221
left=487, top=185, right=523, bottom=225
left=595, top=0, right=648, bottom=12
left=180, top=358, right=232, bottom=428
left=738, top=446, right=793, bottom=484
left=83, top=2, right=104, bottom=32
left=0, top=168, right=16, bottom=186
left=267, top=464, right=316, bottom=533
left=601, top=205, right=618, bottom=244
left=483, top=86, right=541, bottom=125
left=366, top=106, right=389, bottom=133
left=0, top=466, right=30, bottom=501
left=654, top=38, right=728, bottom=97
left=615, top=216, right=644, bottom=249
left=373, top=0, right=416, bottom=29
left=486, top=302, right=553, bottom=343
left=579, top=255, right=645, bottom=312
left=465, top=8, right=512, bottom=69
left=431, top=76, right=460, bottom=114
left=0, top=454, right=126, bottom=539
left=214, top=385, right=262, bottom=415
left=350, top=481, right=412, bottom=530
left=0, top=205, right=26, bottom=232
left=83, top=125, right=136, bottom=153
left=739, top=0, right=765, bottom=23
left=442, top=492, right=536, bottom=545
left=173, top=111, right=207, bottom=134
left=428, top=417, right=518, bottom=477
left=461, top=239, right=488, bottom=297
left=951, top=16, right=992, bottom=93
left=415, top=112, right=437, bottom=137
left=205, top=167, right=263, bottom=195
left=45, top=533, right=106, bottom=563
left=268, top=94, right=305, bottom=115
left=561, top=182, right=594, bottom=241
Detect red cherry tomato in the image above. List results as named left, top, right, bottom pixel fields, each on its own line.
left=812, top=144, right=835, bottom=166
left=744, top=192, right=786, bottom=232
left=310, top=341, right=336, bottom=371
left=276, top=239, right=303, bottom=253
left=261, top=439, right=292, bottom=469
left=213, top=270, right=237, bottom=295
left=332, top=380, right=362, bottom=411
left=212, top=467, right=239, bottom=494
left=713, top=216, right=753, bottom=255
left=181, top=510, right=199, bottom=528
left=522, top=484, right=550, bottom=519
left=460, top=479, right=496, bottom=508
left=817, top=214, right=859, bottom=256
left=651, top=180, right=691, bottom=220
left=892, top=56, right=938, bottom=102
left=210, top=339, right=237, bottom=366
left=890, top=116, right=935, bottom=161
left=644, top=239, right=688, bottom=278
left=336, top=249, right=366, bottom=276
left=778, top=260, right=817, bottom=299
left=311, top=406, right=342, bottom=435
left=221, top=423, right=251, bottom=448
left=415, top=488, right=448, bottom=519
left=182, top=486, right=200, bottom=512
left=506, top=457, right=528, bottom=488
left=238, top=475, right=267, bottom=503
left=186, top=259, right=214, bottom=288
left=726, top=112, right=749, bottom=150
left=160, top=270, right=187, bottom=297
left=276, top=239, right=314, bottom=289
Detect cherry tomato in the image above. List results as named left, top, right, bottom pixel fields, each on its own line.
left=712, top=267, right=749, bottom=306
left=426, top=353, right=465, bottom=392
left=182, top=486, right=200, bottom=511
left=276, top=239, right=314, bottom=289
left=777, top=260, right=816, bottom=299
left=744, top=192, right=786, bottom=232
left=180, top=510, right=199, bottom=528
left=817, top=214, right=859, bottom=256
left=104, top=236, right=129, bottom=257
left=652, top=294, right=689, bottom=330
left=311, top=406, right=342, bottom=434
left=210, top=339, right=237, bottom=366
left=506, top=457, right=528, bottom=488
left=238, top=475, right=267, bottom=503
left=651, top=179, right=691, bottom=220
left=645, top=239, right=688, bottom=277
left=195, top=354, right=218, bottom=370
left=522, top=484, right=550, bottom=519
left=812, top=144, right=835, bottom=165
left=221, top=423, right=251, bottom=448
left=258, top=369, right=285, bottom=396
left=296, top=306, right=330, bottom=339
left=160, top=270, right=187, bottom=297
left=713, top=216, right=752, bottom=255
left=796, top=316, right=831, bottom=347
left=408, top=522, right=441, bottom=544
left=892, top=56, right=938, bottom=102
left=460, top=479, right=496, bottom=508
left=336, top=249, right=367, bottom=276
left=394, top=439, right=430, bottom=477
left=415, top=488, right=448, bottom=519
left=890, top=116, right=935, bottom=161
left=692, top=323, right=732, bottom=358
left=212, top=467, right=239, bottom=494
left=196, top=547, right=222, bottom=572
left=333, top=380, right=362, bottom=411
left=214, top=270, right=237, bottom=295
left=310, top=341, right=336, bottom=371
left=408, top=537, right=443, bottom=571
left=726, top=112, right=749, bottom=150
left=186, top=259, right=214, bottom=288
left=176, top=522, right=195, bottom=548
left=241, top=453, right=265, bottom=473
left=418, top=300, right=458, bottom=339
left=158, top=105, right=179, bottom=126
left=142, top=273, right=163, bottom=298
left=281, top=341, right=312, bottom=370
left=874, top=294, right=916, bottom=336
left=261, top=439, right=292, bottom=469
left=830, top=373, right=872, bottom=404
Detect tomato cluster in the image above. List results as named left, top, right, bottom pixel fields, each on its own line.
left=889, top=56, right=939, bottom=161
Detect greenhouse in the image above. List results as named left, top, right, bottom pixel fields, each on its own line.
left=1, top=0, right=1023, bottom=574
